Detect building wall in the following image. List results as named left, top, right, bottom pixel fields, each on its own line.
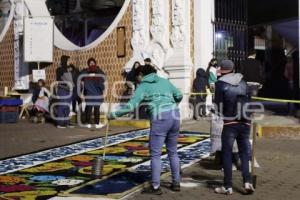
left=0, top=23, right=14, bottom=93
left=0, top=0, right=205, bottom=109
left=190, top=0, right=195, bottom=79
left=0, top=2, right=133, bottom=102
left=46, top=3, right=133, bottom=102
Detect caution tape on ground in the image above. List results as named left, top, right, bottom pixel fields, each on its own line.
left=186, top=93, right=300, bottom=104
left=251, top=96, right=300, bottom=104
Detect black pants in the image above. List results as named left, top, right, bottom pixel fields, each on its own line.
left=72, top=97, right=82, bottom=113
left=72, top=87, right=82, bottom=113
left=85, top=105, right=100, bottom=124
left=222, top=123, right=251, bottom=188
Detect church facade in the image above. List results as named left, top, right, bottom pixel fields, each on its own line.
left=0, top=0, right=215, bottom=118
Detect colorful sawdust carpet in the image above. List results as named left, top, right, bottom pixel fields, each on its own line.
left=0, top=129, right=211, bottom=200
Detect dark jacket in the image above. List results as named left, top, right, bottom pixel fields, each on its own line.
left=240, top=58, right=264, bottom=84
left=81, top=67, right=106, bottom=103
left=32, top=88, right=41, bottom=103
left=215, top=73, right=250, bottom=122
left=193, top=68, right=208, bottom=100
left=56, top=55, right=70, bottom=82
left=32, top=87, right=49, bottom=103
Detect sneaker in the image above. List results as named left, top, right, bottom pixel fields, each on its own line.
left=95, top=123, right=105, bottom=129
left=57, top=125, right=66, bottom=129
left=85, top=124, right=92, bottom=128
left=214, top=187, right=233, bottom=195
left=141, top=186, right=162, bottom=195
left=244, top=182, right=255, bottom=195
left=70, top=111, right=76, bottom=116
left=170, top=183, right=180, bottom=192
left=232, top=164, right=237, bottom=171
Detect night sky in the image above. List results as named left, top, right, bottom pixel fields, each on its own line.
left=248, top=0, right=298, bottom=25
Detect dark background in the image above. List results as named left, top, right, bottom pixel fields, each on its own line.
left=249, top=0, right=298, bottom=25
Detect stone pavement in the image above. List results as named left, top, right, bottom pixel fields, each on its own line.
left=0, top=112, right=299, bottom=200
left=0, top=120, right=137, bottom=159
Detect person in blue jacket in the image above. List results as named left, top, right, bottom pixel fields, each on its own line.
left=108, top=65, right=183, bottom=195
left=81, top=57, right=106, bottom=129
left=55, top=55, right=74, bottom=128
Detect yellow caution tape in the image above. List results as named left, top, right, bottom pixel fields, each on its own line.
left=186, top=93, right=300, bottom=104
left=188, top=92, right=211, bottom=96
left=251, top=96, right=300, bottom=104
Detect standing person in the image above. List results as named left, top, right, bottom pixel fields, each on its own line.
left=55, top=55, right=74, bottom=128
left=206, top=58, right=219, bottom=93
left=214, top=60, right=254, bottom=195
left=81, top=57, right=106, bottom=129
left=125, top=61, right=140, bottom=97
left=192, top=68, right=208, bottom=119
left=70, top=64, right=82, bottom=115
left=108, top=65, right=183, bottom=195
left=240, top=50, right=264, bottom=84
left=144, top=57, right=169, bottom=78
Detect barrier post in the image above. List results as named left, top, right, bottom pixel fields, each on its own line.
left=251, top=121, right=257, bottom=188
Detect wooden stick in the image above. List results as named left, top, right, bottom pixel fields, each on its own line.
left=102, top=101, right=112, bottom=161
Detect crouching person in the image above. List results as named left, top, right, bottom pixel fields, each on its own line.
left=108, top=65, right=183, bottom=195
left=214, top=60, right=255, bottom=195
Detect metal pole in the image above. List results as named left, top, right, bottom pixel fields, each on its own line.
left=251, top=121, right=257, bottom=188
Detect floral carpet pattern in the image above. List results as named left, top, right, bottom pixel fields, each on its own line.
left=0, top=129, right=211, bottom=200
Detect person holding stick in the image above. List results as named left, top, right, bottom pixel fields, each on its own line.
left=108, top=65, right=183, bottom=195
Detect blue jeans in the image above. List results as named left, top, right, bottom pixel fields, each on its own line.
left=150, top=109, right=181, bottom=188
left=56, top=86, right=72, bottom=126
left=222, top=123, right=252, bottom=188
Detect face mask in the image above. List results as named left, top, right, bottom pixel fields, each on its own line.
left=89, top=65, right=97, bottom=72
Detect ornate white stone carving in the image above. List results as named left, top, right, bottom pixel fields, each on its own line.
left=150, top=0, right=165, bottom=42
left=131, top=0, right=147, bottom=51
left=147, top=0, right=169, bottom=73
left=125, top=0, right=149, bottom=70
left=171, top=0, right=185, bottom=48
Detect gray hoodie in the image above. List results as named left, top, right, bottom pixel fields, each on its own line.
left=218, top=73, right=243, bottom=86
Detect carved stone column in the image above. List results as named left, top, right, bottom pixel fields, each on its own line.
left=13, top=0, right=29, bottom=90
left=194, top=0, right=214, bottom=71
left=125, top=0, right=150, bottom=70
left=164, top=0, right=193, bottom=119
left=146, top=0, right=169, bottom=72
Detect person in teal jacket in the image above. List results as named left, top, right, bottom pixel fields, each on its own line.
left=109, top=65, right=183, bottom=195
left=206, top=58, right=219, bottom=93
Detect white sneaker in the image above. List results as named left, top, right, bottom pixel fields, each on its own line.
left=215, top=186, right=233, bottom=195
left=221, top=164, right=237, bottom=171
left=95, top=123, right=105, bottom=129
left=244, top=182, right=255, bottom=194
left=85, top=124, right=92, bottom=128
left=232, top=164, right=237, bottom=171
left=70, top=111, right=76, bottom=116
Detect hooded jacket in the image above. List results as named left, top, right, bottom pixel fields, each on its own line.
left=81, top=66, right=106, bottom=103
left=111, top=73, right=183, bottom=119
left=193, top=68, right=208, bottom=96
left=215, top=73, right=250, bottom=122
